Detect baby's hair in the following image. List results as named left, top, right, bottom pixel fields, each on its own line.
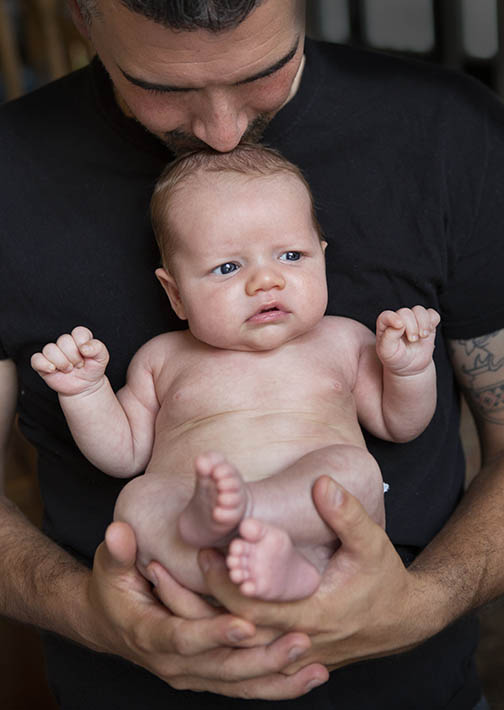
left=151, top=143, right=324, bottom=268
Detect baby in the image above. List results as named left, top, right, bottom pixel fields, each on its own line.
left=31, top=145, right=439, bottom=601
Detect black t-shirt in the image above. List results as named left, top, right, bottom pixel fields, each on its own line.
left=2, top=39, right=504, bottom=709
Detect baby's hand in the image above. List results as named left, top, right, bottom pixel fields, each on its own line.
left=31, top=326, right=109, bottom=396
left=376, top=306, right=440, bottom=376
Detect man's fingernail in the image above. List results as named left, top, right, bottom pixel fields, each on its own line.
left=325, top=478, right=343, bottom=506
left=288, top=645, right=305, bottom=662
left=228, top=627, right=250, bottom=643
left=199, top=551, right=211, bottom=572
left=147, top=569, right=158, bottom=587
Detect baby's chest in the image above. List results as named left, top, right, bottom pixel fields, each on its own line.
left=157, top=349, right=352, bottom=424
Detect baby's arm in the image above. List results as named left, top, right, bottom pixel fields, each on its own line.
left=31, top=327, right=159, bottom=477
left=354, top=306, right=440, bottom=442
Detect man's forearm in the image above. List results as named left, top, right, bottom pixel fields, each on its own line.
left=409, top=453, right=504, bottom=632
left=0, top=495, right=98, bottom=647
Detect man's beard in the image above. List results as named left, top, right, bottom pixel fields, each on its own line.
left=161, top=113, right=273, bottom=155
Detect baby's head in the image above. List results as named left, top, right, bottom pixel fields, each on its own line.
left=151, top=144, right=324, bottom=269
left=151, top=144, right=328, bottom=351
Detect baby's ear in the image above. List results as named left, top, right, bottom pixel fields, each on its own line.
left=155, top=268, right=187, bottom=320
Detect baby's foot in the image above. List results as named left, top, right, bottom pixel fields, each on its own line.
left=226, top=519, right=321, bottom=601
left=178, top=451, right=250, bottom=548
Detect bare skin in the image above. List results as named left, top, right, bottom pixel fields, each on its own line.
left=177, top=453, right=326, bottom=600
left=178, top=447, right=382, bottom=600
left=178, top=452, right=251, bottom=548
left=32, top=309, right=438, bottom=601
left=30, top=310, right=437, bottom=599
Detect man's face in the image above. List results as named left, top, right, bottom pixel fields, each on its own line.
left=78, top=0, right=305, bottom=153
left=158, top=171, right=328, bottom=352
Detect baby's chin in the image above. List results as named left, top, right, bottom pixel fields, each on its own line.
left=197, top=337, right=288, bottom=353
left=228, top=333, right=308, bottom=353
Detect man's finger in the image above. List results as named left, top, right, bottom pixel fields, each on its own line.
left=147, top=560, right=219, bottom=618
left=171, top=630, right=314, bottom=683
left=101, top=527, right=259, bottom=657
left=143, top=612, right=256, bottom=657
left=146, top=560, right=263, bottom=651
left=103, top=521, right=138, bottom=570
left=312, top=476, right=384, bottom=559
left=95, top=522, right=155, bottom=601
left=168, top=663, right=329, bottom=699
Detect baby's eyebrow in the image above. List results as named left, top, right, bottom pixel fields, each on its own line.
left=118, top=37, right=300, bottom=94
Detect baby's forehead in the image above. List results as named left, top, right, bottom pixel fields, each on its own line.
left=177, top=167, right=306, bottom=198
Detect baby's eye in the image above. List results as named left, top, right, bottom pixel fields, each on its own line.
left=280, top=251, right=302, bottom=262
left=212, top=262, right=239, bottom=275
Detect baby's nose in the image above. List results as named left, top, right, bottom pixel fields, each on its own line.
left=245, top=266, right=285, bottom=295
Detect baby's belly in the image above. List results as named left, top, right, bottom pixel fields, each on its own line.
left=146, top=411, right=366, bottom=482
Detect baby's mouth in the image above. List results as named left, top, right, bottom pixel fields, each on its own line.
left=247, top=304, right=289, bottom=323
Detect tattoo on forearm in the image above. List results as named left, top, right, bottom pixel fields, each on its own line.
left=453, top=332, right=504, bottom=424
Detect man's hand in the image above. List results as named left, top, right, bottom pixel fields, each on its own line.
left=30, top=326, right=109, bottom=396
left=200, top=476, right=442, bottom=673
left=85, top=521, right=328, bottom=699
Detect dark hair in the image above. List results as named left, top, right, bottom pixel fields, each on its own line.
left=151, top=144, right=324, bottom=268
left=77, top=0, right=264, bottom=30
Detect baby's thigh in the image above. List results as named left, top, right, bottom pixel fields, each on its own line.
left=113, top=473, right=201, bottom=585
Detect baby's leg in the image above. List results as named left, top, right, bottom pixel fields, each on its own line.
left=115, top=445, right=384, bottom=600
left=227, top=445, right=384, bottom=601
left=178, top=452, right=322, bottom=600
left=178, top=452, right=250, bottom=547
left=248, top=444, right=385, bottom=543
left=114, top=472, right=209, bottom=593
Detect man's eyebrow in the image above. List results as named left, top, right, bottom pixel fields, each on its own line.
left=119, top=37, right=300, bottom=93
left=235, top=37, right=299, bottom=85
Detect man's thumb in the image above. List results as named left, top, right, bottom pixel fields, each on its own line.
left=103, top=521, right=137, bottom=571
left=312, top=476, right=379, bottom=555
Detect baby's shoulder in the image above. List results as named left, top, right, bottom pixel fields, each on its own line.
left=130, top=330, right=190, bottom=368
left=319, top=315, right=375, bottom=341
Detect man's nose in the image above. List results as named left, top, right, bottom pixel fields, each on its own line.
left=191, top=89, right=249, bottom=152
left=245, top=265, right=286, bottom=295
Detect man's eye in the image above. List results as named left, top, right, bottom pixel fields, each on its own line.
left=280, top=251, right=302, bottom=261
left=212, top=262, right=239, bottom=275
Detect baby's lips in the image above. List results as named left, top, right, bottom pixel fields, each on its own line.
left=251, top=300, right=286, bottom=316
